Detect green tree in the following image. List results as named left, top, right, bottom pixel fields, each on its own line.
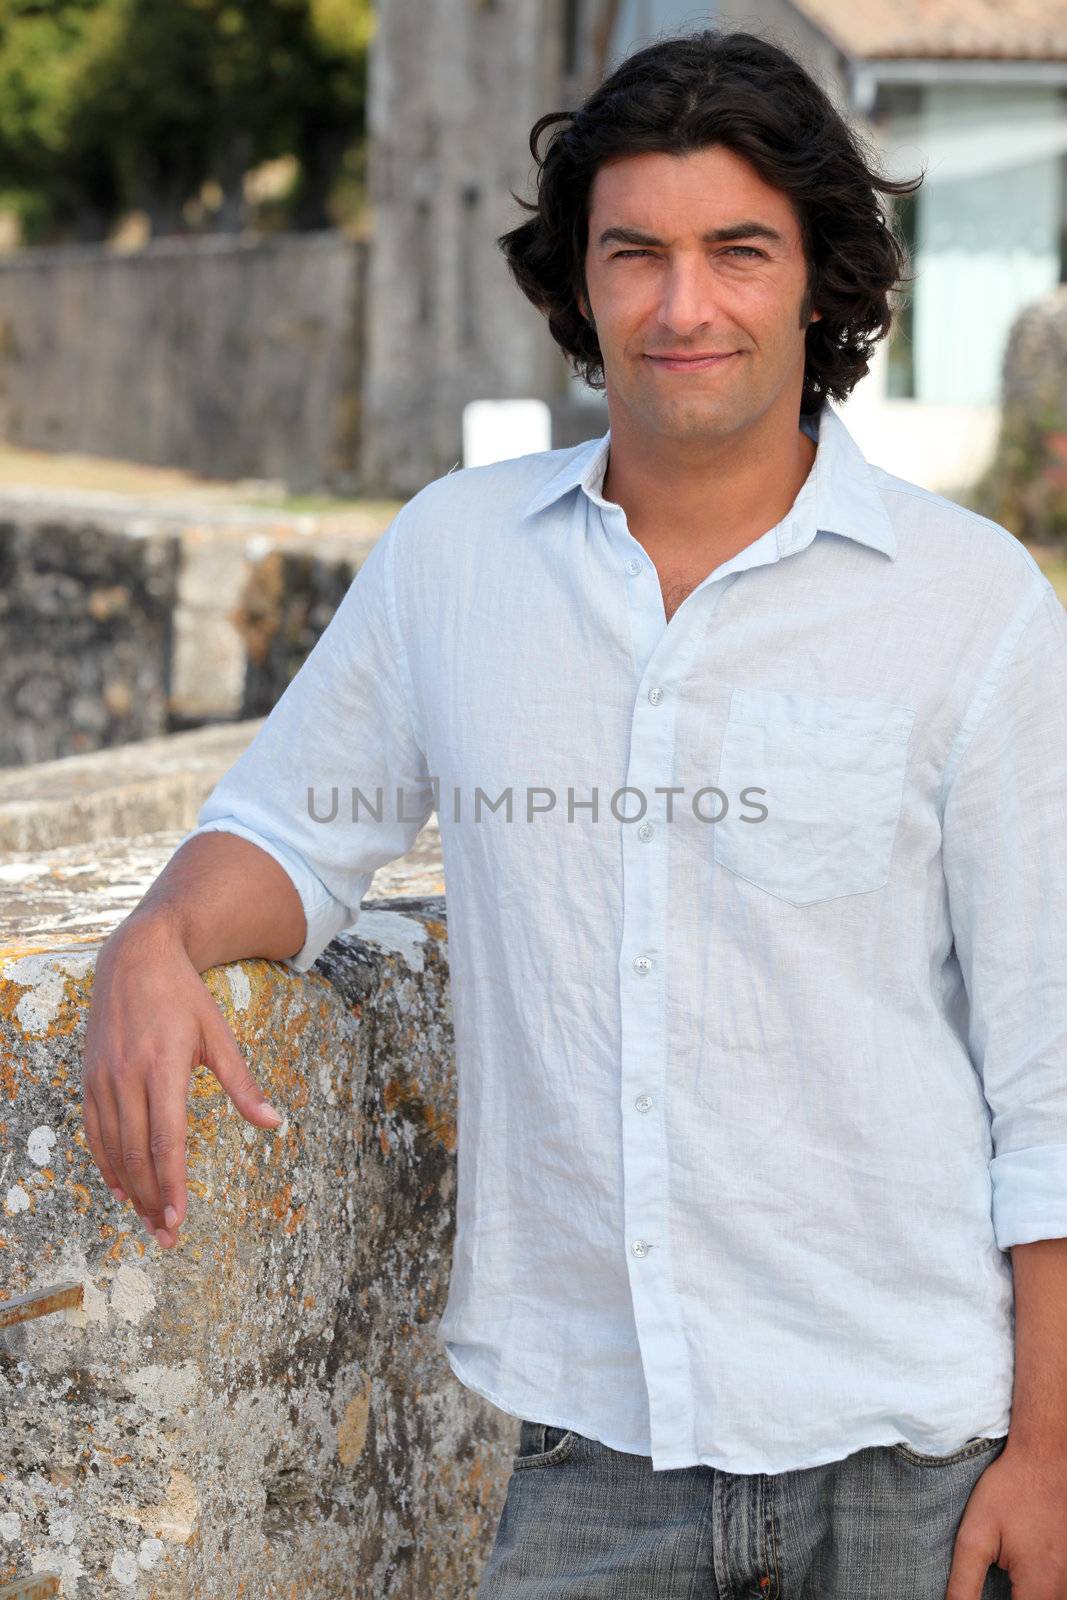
left=0, top=0, right=115, bottom=238
left=0, top=0, right=373, bottom=243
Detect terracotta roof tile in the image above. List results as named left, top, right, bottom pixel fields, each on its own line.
left=786, top=0, right=1067, bottom=60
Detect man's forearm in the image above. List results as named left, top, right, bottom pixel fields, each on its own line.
left=111, top=831, right=308, bottom=974
left=1006, top=1236, right=1067, bottom=1460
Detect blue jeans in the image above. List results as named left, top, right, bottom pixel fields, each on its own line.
left=476, top=1420, right=1013, bottom=1599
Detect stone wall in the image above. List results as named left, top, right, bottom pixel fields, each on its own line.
left=0, top=498, right=387, bottom=769
left=0, top=506, right=180, bottom=769
left=0, top=735, right=510, bottom=1599
left=0, top=233, right=367, bottom=494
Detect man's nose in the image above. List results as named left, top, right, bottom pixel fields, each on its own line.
left=656, top=264, right=725, bottom=336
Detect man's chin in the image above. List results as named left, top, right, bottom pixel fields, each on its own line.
left=637, top=395, right=746, bottom=439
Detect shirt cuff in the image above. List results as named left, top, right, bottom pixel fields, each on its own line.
left=989, top=1144, right=1067, bottom=1249
left=176, top=819, right=354, bottom=974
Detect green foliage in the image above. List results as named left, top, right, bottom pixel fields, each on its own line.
left=0, top=0, right=374, bottom=242
left=970, top=403, right=1067, bottom=547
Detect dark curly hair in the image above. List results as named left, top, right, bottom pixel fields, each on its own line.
left=497, top=28, right=924, bottom=414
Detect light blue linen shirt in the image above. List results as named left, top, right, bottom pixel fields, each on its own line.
left=180, top=399, right=1067, bottom=1474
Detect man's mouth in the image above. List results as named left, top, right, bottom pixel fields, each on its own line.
left=645, top=352, right=742, bottom=372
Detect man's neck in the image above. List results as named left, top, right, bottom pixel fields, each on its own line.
left=600, top=413, right=817, bottom=561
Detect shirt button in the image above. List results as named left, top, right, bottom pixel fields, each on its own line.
left=637, top=821, right=654, bottom=842
left=648, top=686, right=664, bottom=705
left=631, top=1239, right=651, bottom=1258
left=635, top=1094, right=653, bottom=1112
left=632, top=955, right=653, bottom=976
left=626, top=558, right=642, bottom=575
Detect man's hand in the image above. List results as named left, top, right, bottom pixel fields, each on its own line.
left=82, top=912, right=284, bottom=1250
left=946, top=1444, right=1067, bottom=1599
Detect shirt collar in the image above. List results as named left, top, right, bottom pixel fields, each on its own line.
left=517, top=399, right=897, bottom=561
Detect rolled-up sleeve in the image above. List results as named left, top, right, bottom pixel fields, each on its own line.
left=176, top=505, right=434, bottom=974
left=941, top=577, right=1067, bottom=1249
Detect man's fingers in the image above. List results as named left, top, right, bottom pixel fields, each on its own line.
left=144, top=1069, right=189, bottom=1236
left=92, top=1070, right=142, bottom=1218
left=90, top=1072, right=161, bottom=1239
left=945, top=1526, right=1000, bottom=1600
left=81, top=992, right=272, bottom=1251
left=202, top=1007, right=282, bottom=1128
left=82, top=1085, right=125, bottom=1199
left=114, top=1076, right=164, bottom=1232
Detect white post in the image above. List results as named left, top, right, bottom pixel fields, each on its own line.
left=462, top=400, right=552, bottom=467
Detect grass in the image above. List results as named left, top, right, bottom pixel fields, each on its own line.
left=0, top=441, right=402, bottom=522
left=266, top=490, right=401, bottom=517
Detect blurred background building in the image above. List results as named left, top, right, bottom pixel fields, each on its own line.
left=0, top=0, right=1065, bottom=498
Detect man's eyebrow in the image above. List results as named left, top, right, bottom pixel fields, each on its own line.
left=596, top=221, right=785, bottom=249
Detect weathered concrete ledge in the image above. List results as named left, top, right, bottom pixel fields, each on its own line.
left=0, top=735, right=492, bottom=1597
left=0, top=833, right=509, bottom=1597
left=0, top=722, right=263, bottom=855
left=0, top=819, right=444, bottom=959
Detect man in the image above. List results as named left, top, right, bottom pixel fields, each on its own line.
left=83, top=28, right=1067, bottom=1600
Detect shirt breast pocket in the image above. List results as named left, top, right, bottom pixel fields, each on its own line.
left=712, top=686, right=916, bottom=907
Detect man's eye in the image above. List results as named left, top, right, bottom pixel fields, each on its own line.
left=611, top=247, right=765, bottom=260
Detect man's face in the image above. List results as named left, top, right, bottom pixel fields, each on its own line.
left=579, top=145, right=822, bottom=442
